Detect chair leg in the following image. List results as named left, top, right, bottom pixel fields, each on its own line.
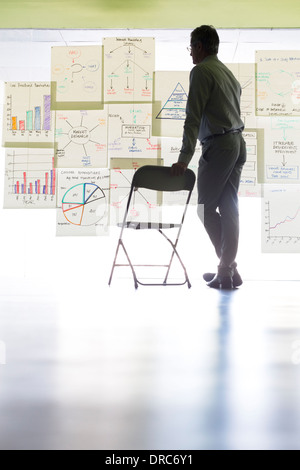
left=108, top=240, right=121, bottom=286
left=119, top=241, right=139, bottom=289
left=159, top=230, right=191, bottom=288
left=108, top=239, right=139, bottom=289
left=163, top=249, right=175, bottom=285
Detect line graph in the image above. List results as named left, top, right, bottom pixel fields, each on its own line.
left=263, top=186, right=300, bottom=252
left=269, top=205, right=300, bottom=231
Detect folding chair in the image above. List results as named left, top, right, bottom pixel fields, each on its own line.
left=108, top=165, right=196, bottom=289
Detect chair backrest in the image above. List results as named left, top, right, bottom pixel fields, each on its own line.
left=132, top=165, right=196, bottom=192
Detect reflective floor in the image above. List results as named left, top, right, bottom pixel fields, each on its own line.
left=0, top=272, right=300, bottom=450
left=0, top=202, right=300, bottom=449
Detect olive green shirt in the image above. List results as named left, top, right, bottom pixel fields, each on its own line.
left=178, top=55, right=244, bottom=166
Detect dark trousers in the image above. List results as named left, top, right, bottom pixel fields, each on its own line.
left=197, top=132, right=247, bottom=276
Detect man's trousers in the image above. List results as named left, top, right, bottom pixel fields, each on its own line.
left=197, top=132, right=247, bottom=276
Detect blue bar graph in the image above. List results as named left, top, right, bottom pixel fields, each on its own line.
left=34, top=106, right=41, bottom=130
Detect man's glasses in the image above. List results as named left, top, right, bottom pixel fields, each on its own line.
left=187, top=42, right=199, bottom=53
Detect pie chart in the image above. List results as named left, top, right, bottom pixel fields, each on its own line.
left=62, top=183, right=107, bottom=226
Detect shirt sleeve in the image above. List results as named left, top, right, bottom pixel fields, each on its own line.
left=178, top=65, right=211, bottom=166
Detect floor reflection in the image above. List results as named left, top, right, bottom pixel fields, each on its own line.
left=0, top=279, right=299, bottom=449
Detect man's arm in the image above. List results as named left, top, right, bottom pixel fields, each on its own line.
left=171, top=161, right=187, bottom=176
left=172, top=66, right=210, bottom=176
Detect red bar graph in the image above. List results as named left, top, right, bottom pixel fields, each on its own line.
left=9, top=150, right=56, bottom=197
left=52, top=157, right=56, bottom=196
left=14, top=170, right=56, bottom=196
left=45, top=173, right=49, bottom=195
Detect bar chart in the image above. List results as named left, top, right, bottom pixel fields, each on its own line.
left=4, top=149, right=57, bottom=208
left=9, top=95, right=51, bottom=132
left=3, top=82, right=54, bottom=147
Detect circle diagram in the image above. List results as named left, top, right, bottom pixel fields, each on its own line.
left=62, top=183, right=106, bottom=226
left=68, top=126, right=90, bottom=145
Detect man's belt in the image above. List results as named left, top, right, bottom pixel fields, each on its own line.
left=201, top=128, right=242, bottom=145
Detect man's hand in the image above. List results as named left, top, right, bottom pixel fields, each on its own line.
left=171, top=162, right=188, bottom=176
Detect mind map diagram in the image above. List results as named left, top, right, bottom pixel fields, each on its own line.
left=55, top=109, right=108, bottom=168
left=51, top=46, right=103, bottom=108
left=256, top=51, right=300, bottom=116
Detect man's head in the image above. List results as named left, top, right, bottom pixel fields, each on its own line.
left=189, top=25, right=219, bottom=64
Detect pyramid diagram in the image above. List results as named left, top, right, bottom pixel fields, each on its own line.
left=156, top=82, right=188, bottom=120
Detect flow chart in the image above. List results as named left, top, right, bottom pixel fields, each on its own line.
left=103, top=37, right=155, bottom=102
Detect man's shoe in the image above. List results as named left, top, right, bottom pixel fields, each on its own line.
left=206, top=274, right=234, bottom=290
left=203, top=272, right=216, bottom=282
left=232, top=270, right=243, bottom=287
left=203, top=270, right=243, bottom=287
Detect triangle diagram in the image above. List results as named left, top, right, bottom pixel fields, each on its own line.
left=156, top=82, right=188, bottom=120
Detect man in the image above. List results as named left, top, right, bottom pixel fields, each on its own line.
left=172, top=25, right=246, bottom=289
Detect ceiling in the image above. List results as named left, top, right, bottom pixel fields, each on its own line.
left=0, top=0, right=299, bottom=29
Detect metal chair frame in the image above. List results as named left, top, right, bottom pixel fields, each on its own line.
left=108, top=165, right=196, bottom=289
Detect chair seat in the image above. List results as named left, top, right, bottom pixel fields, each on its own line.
left=118, top=222, right=180, bottom=230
